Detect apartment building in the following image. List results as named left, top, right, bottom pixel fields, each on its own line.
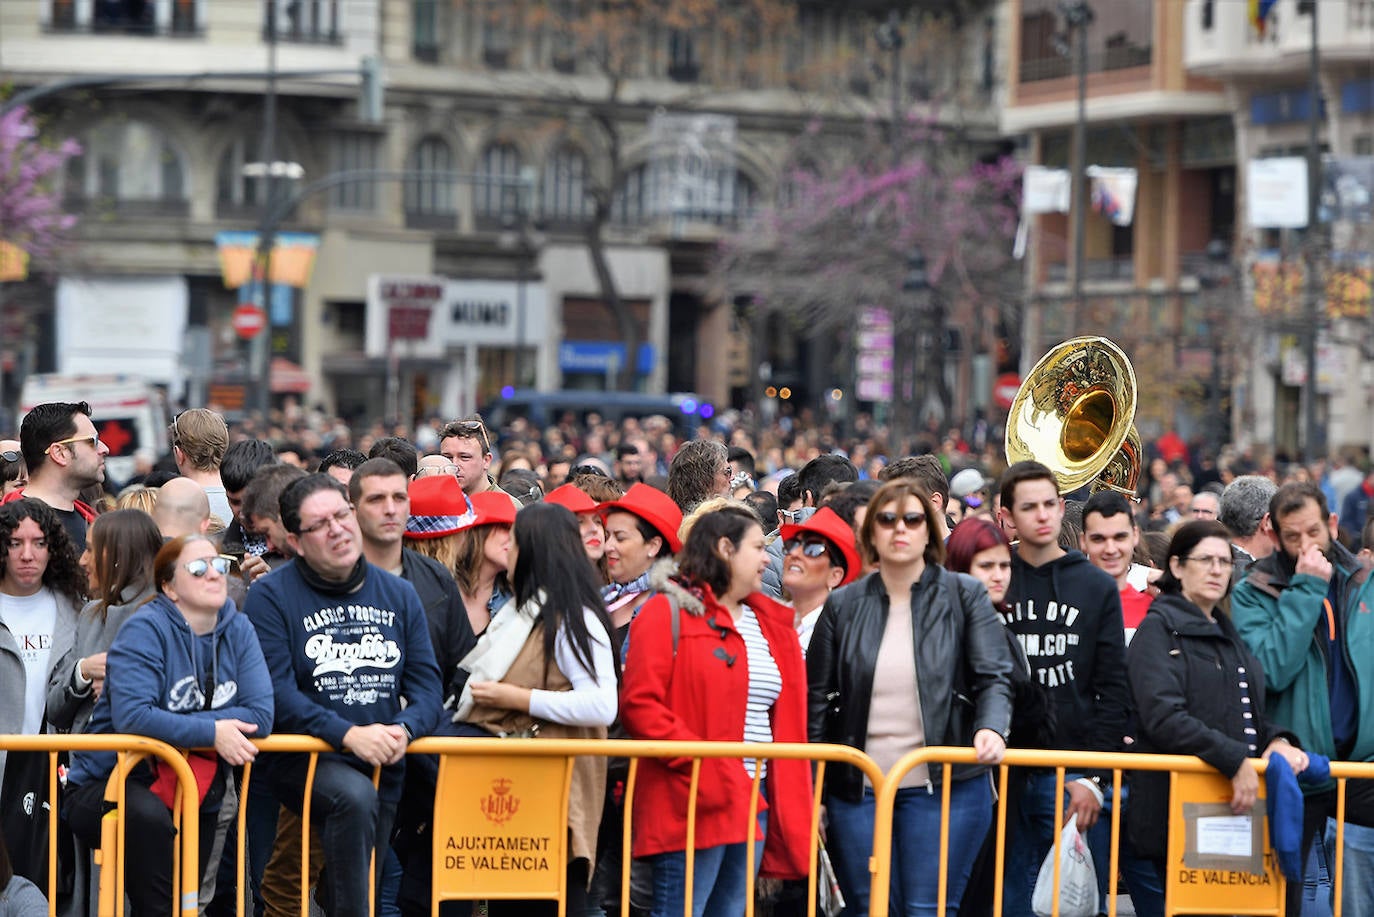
left=1184, top=0, right=1374, bottom=456
left=1, top=0, right=1004, bottom=430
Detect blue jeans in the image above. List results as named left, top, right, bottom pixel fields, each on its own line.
left=649, top=813, right=767, bottom=917
left=1325, top=817, right=1374, bottom=917
left=1003, top=773, right=1164, bottom=917
left=826, top=777, right=992, bottom=917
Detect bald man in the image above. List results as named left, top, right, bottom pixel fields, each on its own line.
left=153, top=476, right=212, bottom=538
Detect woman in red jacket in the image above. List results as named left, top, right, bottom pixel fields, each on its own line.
left=621, top=503, right=812, bottom=917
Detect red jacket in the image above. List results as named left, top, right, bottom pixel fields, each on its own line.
left=620, top=582, right=813, bottom=878
left=0, top=490, right=96, bottom=521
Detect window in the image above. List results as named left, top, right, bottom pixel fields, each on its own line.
left=48, top=0, right=199, bottom=34
left=413, top=0, right=440, bottom=62
left=216, top=134, right=301, bottom=218
left=667, top=30, right=700, bottom=82
left=481, top=1, right=513, bottom=68
left=475, top=142, right=523, bottom=226
left=541, top=146, right=592, bottom=225
left=548, top=0, right=578, bottom=73
left=329, top=132, right=380, bottom=211
left=266, top=0, right=340, bottom=44
left=676, top=170, right=758, bottom=225
left=65, top=120, right=189, bottom=216
left=405, top=137, right=456, bottom=227
left=613, top=163, right=652, bottom=226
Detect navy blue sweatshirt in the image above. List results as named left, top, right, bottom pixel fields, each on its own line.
left=243, top=559, right=443, bottom=794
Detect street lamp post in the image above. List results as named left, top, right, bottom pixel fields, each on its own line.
left=1204, top=239, right=1234, bottom=459
left=903, top=247, right=929, bottom=444
left=1059, top=1, right=1094, bottom=333
left=1300, top=0, right=1323, bottom=464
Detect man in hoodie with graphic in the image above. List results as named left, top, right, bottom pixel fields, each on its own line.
left=997, top=461, right=1131, bottom=917
left=244, top=473, right=443, bottom=917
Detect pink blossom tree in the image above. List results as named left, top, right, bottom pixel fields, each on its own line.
left=0, top=105, right=81, bottom=270
left=713, top=118, right=1021, bottom=435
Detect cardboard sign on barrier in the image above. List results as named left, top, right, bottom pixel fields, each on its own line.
left=1166, top=770, right=1283, bottom=915
left=431, top=753, right=573, bottom=908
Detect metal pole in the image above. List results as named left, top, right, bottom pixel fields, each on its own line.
left=1302, top=0, right=1321, bottom=463
left=252, top=1, right=280, bottom=423
left=1069, top=3, right=1091, bottom=333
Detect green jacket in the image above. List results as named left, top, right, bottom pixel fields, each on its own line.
left=1231, top=544, right=1374, bottom=793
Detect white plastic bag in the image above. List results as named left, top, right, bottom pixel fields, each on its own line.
left=1031, top=820, right=1098, bottom=917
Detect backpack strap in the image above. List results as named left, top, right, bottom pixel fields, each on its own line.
left=669, top=592, right=682, bottom=656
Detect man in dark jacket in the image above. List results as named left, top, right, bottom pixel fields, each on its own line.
left=997, top=461, right=1131, bottom=917
left=1232, top=481, right=1374, bottom=916
left=244, top=474, right=443, bottom=917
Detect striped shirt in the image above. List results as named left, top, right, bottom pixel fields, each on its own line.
left=738, top=605, right=782, bottom=779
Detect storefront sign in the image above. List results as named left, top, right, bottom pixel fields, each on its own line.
left=366, top=275, right=548, bottom=357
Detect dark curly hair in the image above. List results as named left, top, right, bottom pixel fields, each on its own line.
left=0, top=497, right=88, bottom=608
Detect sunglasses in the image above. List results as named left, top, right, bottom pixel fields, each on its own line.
left=0, top=451, right=19, bottom=464
left=570, top=464, right=609, bottom=478
left=873, top=511, right=927, bottom=530
left=50, top=434, right=100, bottom=451
left=445, top=421, right=490, bottom=453
left=183, top=556, right=233, bottom=578
left=783, top=536, right=833, bottom=559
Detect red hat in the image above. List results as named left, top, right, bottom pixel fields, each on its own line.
left=464, top=490, right=518, bottom=530
left=780, top=507, right=861, bottom=585
left=406, top=475, right=475, bottom=539
left=599, top=483, right=683, bottom=554
left=545, top=483, right=599, bottom=515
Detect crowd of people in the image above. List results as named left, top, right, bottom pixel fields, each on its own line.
left=0, top=399, right=1371, bottom=917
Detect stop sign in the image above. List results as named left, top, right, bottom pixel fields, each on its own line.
left=232, top=303, right=267, bottom=340
left=994, top=373, right=1022, bottom=410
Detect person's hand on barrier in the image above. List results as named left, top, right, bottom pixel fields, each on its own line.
left=468, top=680, right=532, bottom=713
left=343, top=723, right=406, bottom=766
left=1296, top=543, right=1333, bottom=583
left=973, top=728, right=1006, bottom=764
left=1066, top=780, right=1102, bottom=831
left=1262, top=737, right=1309, bottom=774
left=240, top=553, right=271, bottom=583
left=1230, top=759, right=1259, bottom=814
left=214, top=719, right=260, bottom=766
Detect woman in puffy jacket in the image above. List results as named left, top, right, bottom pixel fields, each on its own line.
left=806, top=479, right=1013, bottom=917
left=621, top=504, right=812, bottom=917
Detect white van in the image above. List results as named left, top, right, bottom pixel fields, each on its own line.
left=19, top=374, right=170, bottom=487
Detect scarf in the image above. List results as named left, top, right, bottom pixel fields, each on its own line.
left=297, top=555, right=368, bottom=596
left=602, top=571, right=651, bottom=605
left=451, top=590, right=544, bottom=721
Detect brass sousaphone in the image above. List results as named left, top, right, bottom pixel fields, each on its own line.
left=1004, top=336, right=1142, bottom=497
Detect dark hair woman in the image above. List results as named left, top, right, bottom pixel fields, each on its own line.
left=1126, top=520, right=1307, bottom=876
left=600, top=483, right=682, bottom=634
left=621, top=505, right=813, bottom=916
left=48, top=509, right=164, bottom=734
left=807, top=480, right=1014, bottom=916
left=453, top=503, right=618, bottom=916
left=64, top=535, right=274, bottom=917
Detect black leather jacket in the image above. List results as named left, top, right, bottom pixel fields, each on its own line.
left=806, top=565, right=1015, bottom=802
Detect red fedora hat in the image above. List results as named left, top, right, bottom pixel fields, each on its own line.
left=545, top=483, right=599, bottom=515
left=780, top=506, right=861, bottom=585
left=599, top=483, right=683, bottom=554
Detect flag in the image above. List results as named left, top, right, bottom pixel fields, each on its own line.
left=1087, top=167, right=1138, bottom=227
left=1250, top=0, right=1279, bottom=34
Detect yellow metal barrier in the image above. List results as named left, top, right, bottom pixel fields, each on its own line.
left=0, top=734, right=202, bottom=917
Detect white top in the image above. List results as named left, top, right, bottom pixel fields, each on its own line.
left=0, top=588, right=58, bottom=734
left=738, top=605, right=782, bottom=779
left=203, top=485, right=233, bottom=529
left=796, top=606, right=825, bottom=655
left=527, top=607, right=618, bottom=728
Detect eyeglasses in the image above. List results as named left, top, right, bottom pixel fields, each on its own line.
left=0, top=451, right=19, bottom=464
left=414, top=463, right=461, bottom=478
left=873, top=511, right=927, bottom=530
left=297, top=506, right=354, bottom=537
left=183, top=556, right=233, bottom=578
left=50, top=434, right=100, bottom=451
left=1183, top=554, right=1234, bottom=570
left=783, top=536, right=833, bottom=560
left=444, top=420, right=490, bottom=454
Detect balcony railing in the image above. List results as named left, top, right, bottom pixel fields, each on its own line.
left=47, top=0, right=200, bottom=36
left=1019, top=45, right=1153, bottom=83
left=1045, top=257, right=1136, bottom=283
left=65, top=196, right=191, bottom=219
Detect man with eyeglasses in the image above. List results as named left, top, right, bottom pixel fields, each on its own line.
left=1232, top=480, right=1374, bottom=915
left=996, top=461, right=1130, bottom=917
left=437, top=417, right=522, bottom=510
left=243, top=473, right=442, bottom=917
left=3, top=401, right=109, bottom=552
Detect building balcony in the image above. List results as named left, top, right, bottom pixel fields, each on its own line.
left=1185, top=0, right=1374, bottom=77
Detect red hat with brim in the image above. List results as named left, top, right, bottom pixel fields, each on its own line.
left=599, top=483, right=683, bottom=554
left=406, top=475, right=476, bottom=539
left=545, top=483, right=599, bottom=515
left=780, top=506, right=861, bottom=586
left=463, top=490, right=518, bottom=530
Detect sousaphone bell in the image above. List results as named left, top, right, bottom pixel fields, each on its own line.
left=1004, top=336, right=1142, bottom=497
